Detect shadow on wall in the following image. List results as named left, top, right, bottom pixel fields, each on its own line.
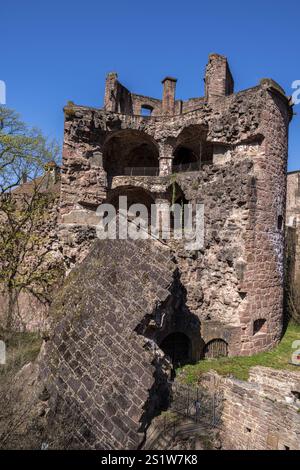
left=135, top=268, right=205, bottom=437
left=103, top=130, right=159, bottom=181
left=285, top=226, right=300, bottom=325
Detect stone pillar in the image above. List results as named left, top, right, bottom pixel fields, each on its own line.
left=104, top=72, right=118, bottom=111
left=159, top=158, right=173, bottom=176
left=161, top=77, right=177, bottom=115
left=158, top=141, right=174, bottom=176
left=153, top=198, right=171, bottom=240
left=205, top=54, right=234, bottom=104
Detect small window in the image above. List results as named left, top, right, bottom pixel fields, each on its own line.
left=277, top=215, right=283, bottom=230
left=253, top=318, right=266, bottom=335
left=284, top=445, right=290, bottom=450
left=291, top=390, right=300, bottom=400
left=246, top=427, right=252, bottom=433
left=141, top=105, right=153, bottom=116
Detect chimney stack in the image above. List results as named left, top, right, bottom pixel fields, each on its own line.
left=161, top=76, right=177, bottom=115
left=205, top=54, right=234, bottom=104
left=104, top=72, right=118, bottom=112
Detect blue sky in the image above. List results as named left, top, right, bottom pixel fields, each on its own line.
left=1, top=0, right=299, bottom=170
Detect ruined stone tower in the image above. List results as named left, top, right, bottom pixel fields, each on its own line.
left=60, top=53, right=292, bottom=359
left=31, top=54, right=292, bottom=449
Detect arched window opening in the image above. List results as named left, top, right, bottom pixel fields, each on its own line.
left=140, top=105, right=153, bottom=116
left=172, top=125, right=212, bottom=173
left=291, top=390, right=300, bottom=401
left=253, top=318, right=267, bottom=335
left=204, top=339, right=228, bottom=358
left=103, top=130, right=159, bottom=179
left=160, top=332, right=191, bottom=367
left=108, top=186, right=155, bottom=229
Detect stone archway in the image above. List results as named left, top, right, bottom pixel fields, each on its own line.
left=106, top=185, right=156, bottom=231
left=103, top=130, right=159, bottom=179
left=172, top=124, right=213, bottom=172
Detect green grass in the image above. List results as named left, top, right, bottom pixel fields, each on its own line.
left=0, top=331, right=42, bottom=385
left=177, top=322, right=300, bottom=384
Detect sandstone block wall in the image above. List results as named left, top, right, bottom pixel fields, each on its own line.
left=286, top=171, right=300, bottom=321
left=200, top=367, right=300, bottom=450
left=38, top=239, right=176, bottom=449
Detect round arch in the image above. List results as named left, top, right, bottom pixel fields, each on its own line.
left=103, top=129, right=159, bottom=178
left=159, top=332, right=191, bottom=367
left=172, top=124, right=213, bottom=172
left=204, top=338, right=228, bottom=358
left=106, top=185, right=155, bottom=228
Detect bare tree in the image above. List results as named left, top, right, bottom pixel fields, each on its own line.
left=0, top=106, right=63, bottom=331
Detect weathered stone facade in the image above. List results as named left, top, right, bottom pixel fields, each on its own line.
left=37, top=239, right=176, bottom=449
left=0, top=54, right=296, bottom=450
left=286, top=171, right=300, bottom=321
left=60, top=53, right=292, bottom=357
left=200, top=367, right=300, bottom=450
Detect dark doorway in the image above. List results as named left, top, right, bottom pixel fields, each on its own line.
left=172, top=124, right=213, bottom=173
left=160, top=332, right=191, bottom=367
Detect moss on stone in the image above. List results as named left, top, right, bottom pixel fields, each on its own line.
left=178, top=322, right=300, bottom=383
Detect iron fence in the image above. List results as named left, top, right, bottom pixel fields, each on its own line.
left=124, top=167, right=159, bottom=176
left=144, top=381, right=223, bottom=450
left=123, top=162, right=201, bottom=177
left=170, top=382, right=222, bottom=427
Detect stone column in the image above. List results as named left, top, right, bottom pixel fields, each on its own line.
left=159, top=158, right=173, bottom=176
left=159, top=141, right=174, bottom=176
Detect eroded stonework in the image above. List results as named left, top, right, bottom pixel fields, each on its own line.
left=60, top=53, right=292, bottom=358
left=0, top=54, right=295, bottom=450
left=286, top=171, right=300, bottom=321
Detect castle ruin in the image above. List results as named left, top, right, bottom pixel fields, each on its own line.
left=0, top=54, right=297, bottom=450
left=60, top=53, right=292, bottom=359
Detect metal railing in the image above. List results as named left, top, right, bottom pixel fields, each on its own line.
left=123, top=162, right=200, bottom=177
left=172, top=162, right=200, bottom=173
left=144, top=382, right=223, bottom=450
left=170, top=382, right=222, bottom=427
left=124, top=167, right=159, bottom=176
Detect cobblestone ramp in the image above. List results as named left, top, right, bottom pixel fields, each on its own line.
left=39, top=239, right=175, bottom=449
